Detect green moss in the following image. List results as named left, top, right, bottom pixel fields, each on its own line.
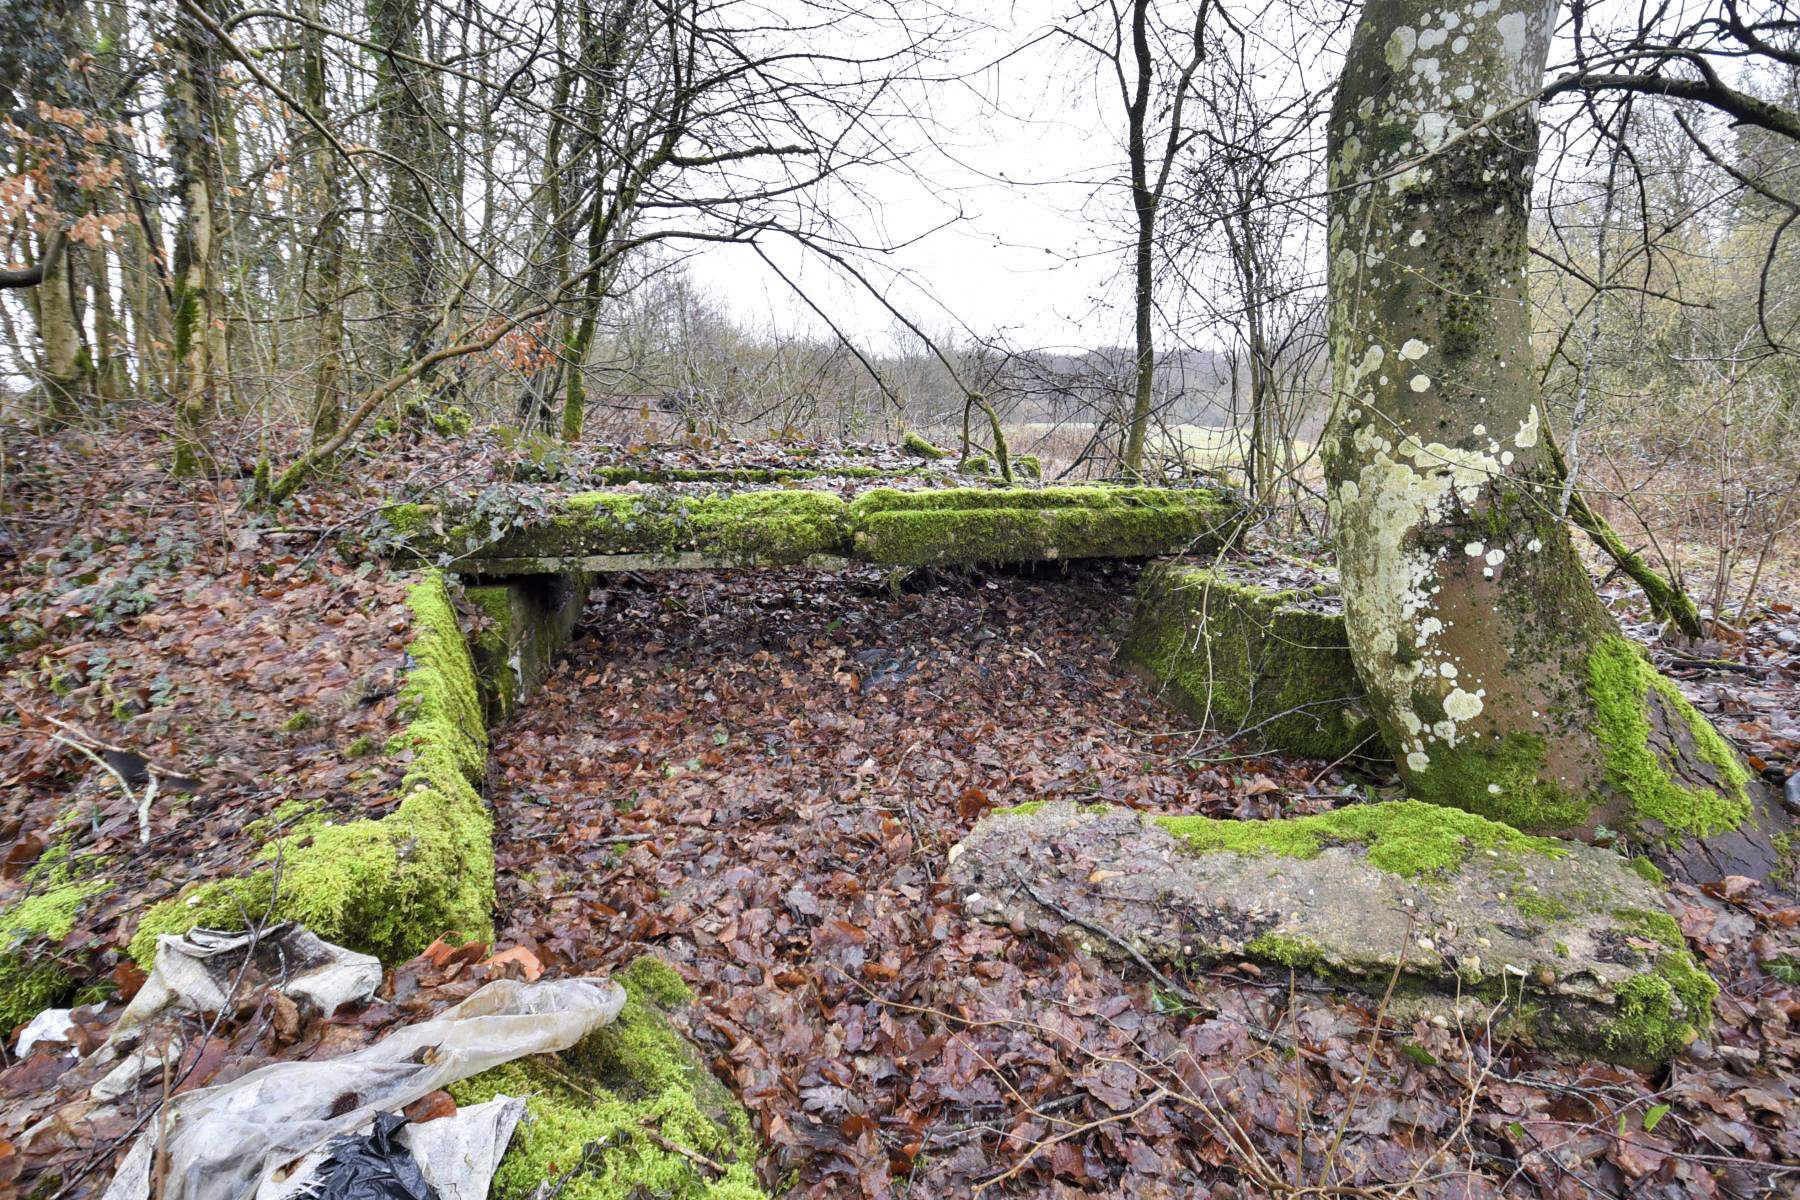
left=129, top=573, right=494, bottom=966
left=0, top=841, right=110, bottom=1030
left=1015, top=455, right=1042, bottom=480
left=282, top=709, right=315, bottom=732
left=464, top=583, right=520, bottom=721
left=521, top=491, right=848, bottom=564
left=901, top=431, right=950, bottom=459
left=395, top=485, right=1237, bottom=571
left=623, top=955, right=694, bottom=1007
left=1611, top=906, right=1683, bottom=948
left=382, top=503, right=437, bottom=536
left=346, top=734, right=376, bottom=758
left=962, top=453, right=991, bottom=476
left=243, top=798, right=326, bottom=842
left=849, top=486, right=1236, bottom=567
left=1597, top=905, right=1714, bottom=1059
left=1512, top=889, right=1576, bottom=923
left=1245, top=932, right=1327, bottom=969
left=1586, top=635, right=1752, bottom=840
left=1118, top=565, right=1377, bottom=760
left=450, top=956, right=764, bottom=1200
left=1155, top=799, right=1565, bottom=878
left=1606, top=948, right=1717, bottom=1061
left=1628, top=857, right=1666, bottom=887
left=1405, top=730, right=1589, bottom=832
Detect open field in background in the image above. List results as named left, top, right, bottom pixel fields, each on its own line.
left=442, top=400, right=1800, bottom=620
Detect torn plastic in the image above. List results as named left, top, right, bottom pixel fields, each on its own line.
left=101, top=975, right=626, bottom=1200
left=292, top=1113, right=435, bottom=1200
left=102, top=923, right=384, bottom=1057
left=14, top=1007, right=78, bottom=1057
left=273, top=1096, right=526, bottom=1200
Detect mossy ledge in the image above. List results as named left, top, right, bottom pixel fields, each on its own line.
left=450, top=956, right=767, bottom=1200
left=127, top=572, right=494, bottom=965
left=380, top=484, right=1240, bottom=572
left=958, top=801, right=1714, bottom=1065
left=847, top=485, right=1237, bottom=567
left=1119, top=563, right=1378, bottom=760
left=1152, top=798, right=1566, bottom=877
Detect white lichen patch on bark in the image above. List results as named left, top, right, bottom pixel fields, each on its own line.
left=1322, top=0, right=1587, bottom=800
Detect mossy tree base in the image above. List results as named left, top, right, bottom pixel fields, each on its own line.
left=953, top=802, right=1717, bottom=1066
left=1120, top=562, right=1379, bottom=760
left=379, top=485, right=1241, bottom=574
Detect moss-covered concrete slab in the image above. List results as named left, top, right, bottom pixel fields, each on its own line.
left=378, top=485, right=1239, bottom=574
left=465, top=572, right=593, bottom=724
left=126, top=572, right=495, bottom=966
left=949, top=801, right=1716, bottom=1065
left=846, top=486, right=1235, bottom=566
left=1121, top=560, right=1378, bottom=760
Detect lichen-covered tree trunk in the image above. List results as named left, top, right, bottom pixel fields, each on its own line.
left=1323, top=0, right=1786, bottom=882
left=32, top=232, right=87, bottom=425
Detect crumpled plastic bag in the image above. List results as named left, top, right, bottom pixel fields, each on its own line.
left=14, top=1007, right=78, bottom=1057
left=294, top=1113, right=436, bottom=1200
left=101, top=975, right=627, bottom=1200
left=271, top=1097, right=526, bottom=1200
left=89, top=923, right=387, bottom=1102
left=104, top=923, right=384, bottom=1055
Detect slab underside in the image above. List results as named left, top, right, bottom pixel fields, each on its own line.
left=949, top=803, right=1708, bottom=1065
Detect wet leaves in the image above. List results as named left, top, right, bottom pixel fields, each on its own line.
left=486, top=565, right=1800, bottom=1197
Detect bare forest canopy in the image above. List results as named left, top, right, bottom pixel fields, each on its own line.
left=0, top=0, right=1792, bottom=514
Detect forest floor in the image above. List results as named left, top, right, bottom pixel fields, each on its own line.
left=0, top=426, right=1798, bottom=1198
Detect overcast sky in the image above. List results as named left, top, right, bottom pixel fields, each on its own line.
left=687, top=2, right=1151, bottom=355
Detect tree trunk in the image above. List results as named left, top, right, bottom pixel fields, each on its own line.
left=369, top=0, right=441, bottom=377
left=34, top=232, right=87, bottom=424
left=1120, top=0, right=1156, bottom=480
left=1323, top=0, right=1785, bottom=882
left=167, top=1, right=229, bottom=475
left=301, top=0, right=344, bottom=446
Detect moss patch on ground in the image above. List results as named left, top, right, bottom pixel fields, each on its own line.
left=1119, top=564, right=1377, bottom=760
left=128, top=572, right=494, bottom=966
left=0, top=849, right=110, bottom=1030
left=1155, top=799, right=1565, bottom=877
left=1586, top=635, right=1752, bottom=841
left=450, top=956, right=766, bottom=1200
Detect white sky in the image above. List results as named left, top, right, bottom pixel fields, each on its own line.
left=688, top=3, right=1143, bottom=354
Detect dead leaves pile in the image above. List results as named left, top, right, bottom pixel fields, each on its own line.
left=487, top=566, right=1800, bottom=1198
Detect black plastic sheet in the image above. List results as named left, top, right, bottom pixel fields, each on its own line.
left=300, top=1114, right=439, bottom=1200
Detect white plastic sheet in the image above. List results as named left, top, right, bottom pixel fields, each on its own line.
left=101, top=975, right=626, bottom=1200
left=103, top=924, right=384, bottom=1056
